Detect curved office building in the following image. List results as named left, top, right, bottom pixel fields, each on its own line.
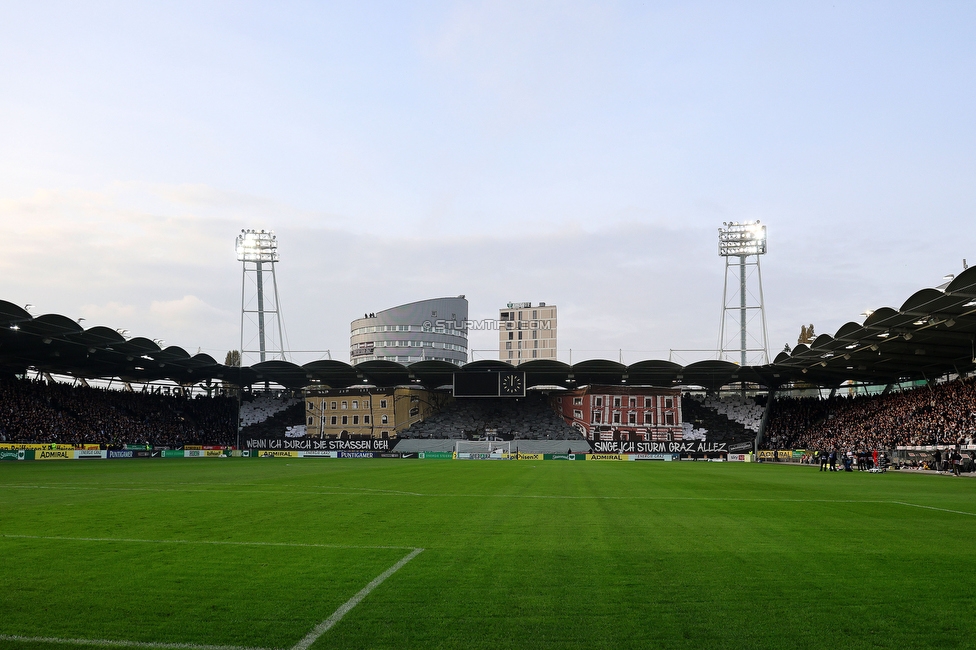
left=350, top=296, right=468, bottom=366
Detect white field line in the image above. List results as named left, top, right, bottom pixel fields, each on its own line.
left=892, top=501, right=976, bottom=517
left=0, top=634, right=269, bottom=650
left=0, top=544, right=424, bottom=650
left=0, top=534, right=415, bottom=550
left=290, top=547, right=423, bottom=650
left=0, top=485, right=425, bottom=497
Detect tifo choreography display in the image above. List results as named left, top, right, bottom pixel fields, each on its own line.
left=2, top=264, right=976, bottom=468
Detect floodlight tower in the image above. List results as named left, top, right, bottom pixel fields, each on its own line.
left=718, top=221, right=770, bottom=366
left=236, top=229, right=286, bottom=365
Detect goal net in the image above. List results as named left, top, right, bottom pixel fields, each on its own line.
left=455, top=440, right=511, bottom=460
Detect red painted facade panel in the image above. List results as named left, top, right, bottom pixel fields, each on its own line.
left=557, top=386, right=683, bottom=442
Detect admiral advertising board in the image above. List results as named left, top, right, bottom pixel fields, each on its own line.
left=591, top=441, right=728, bottom=455
left=36, top=449, right=73, bottom=461
left=243, top=437, right=393, bottom=452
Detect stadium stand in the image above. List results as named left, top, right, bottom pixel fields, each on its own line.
left=680, top=393, right=757, bottom=445
left=237, top=393, right=304, bottom=439
left=763, top=376, right=976, bottom=451
left=399, top=395, right=582, bottom=441
left=689, top=393, right=764, bottom=432
left=239, top=392, right=300, bottom=427
left=0, top=377, right=236, bottom=447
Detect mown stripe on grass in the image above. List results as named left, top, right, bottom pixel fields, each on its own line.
left=0, top=484, right=900, bottom=502
left=0, top=534, right=416, bottom=550
left=290, top=547, right=424, bottom=650
left=0, top=634, right=268, bottom=650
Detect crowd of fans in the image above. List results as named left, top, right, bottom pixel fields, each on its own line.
left=764, top=376, right=976, bottom=452
left=0, top=377, right=237, bottom=447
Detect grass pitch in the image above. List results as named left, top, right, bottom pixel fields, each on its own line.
left=1, top=459, right=974, bottom=649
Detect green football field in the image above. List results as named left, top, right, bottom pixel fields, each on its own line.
left=1, top=459, right=974, bottom=649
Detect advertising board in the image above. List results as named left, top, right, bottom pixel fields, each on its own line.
left=35, top=449, right=73, bottom=461
left=75, top=450, right=107, bottom=460
left=0, top=449, right=26, bottom=461
left=418, top=451, right=454, bottom=460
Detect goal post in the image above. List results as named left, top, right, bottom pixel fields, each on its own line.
left=455, top=440, right=511, bottom=460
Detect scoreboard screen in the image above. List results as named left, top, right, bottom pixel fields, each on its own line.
left=453, top=371, right=526, bottom=397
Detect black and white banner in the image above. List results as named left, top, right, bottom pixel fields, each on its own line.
left=591, top=440, right=728, bottom=455
left=243, top=438, right=393, bottom=452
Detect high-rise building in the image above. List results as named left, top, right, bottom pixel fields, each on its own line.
left=498, top=302, right=557, bottom=365
left=350, top=296, right=468, bottom=366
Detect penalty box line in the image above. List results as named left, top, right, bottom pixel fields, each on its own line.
left=0, top=636, right=267, bottom=650
left=892, top=501, right=976, bottom=517
left=0, top=534, right=415, bottom=551
left=0, top=539, right=424, bottom=650
left=290, top=547, right=424, bottom=650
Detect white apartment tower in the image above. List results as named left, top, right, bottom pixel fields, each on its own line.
left=498, top=302, right=557, bottom=365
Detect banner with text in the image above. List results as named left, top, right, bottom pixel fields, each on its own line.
left=243, top=438, right=393, bottom=452
left=591, top=441, right=728, bottom=455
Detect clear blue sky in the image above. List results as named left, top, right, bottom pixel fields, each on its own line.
left=2, top=1, right=974, bottom=365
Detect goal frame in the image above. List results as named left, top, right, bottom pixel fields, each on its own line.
left=454, top=440, right=511, bottom=460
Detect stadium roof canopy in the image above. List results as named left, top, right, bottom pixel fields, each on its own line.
left=2, top=266, right=975, bottom=391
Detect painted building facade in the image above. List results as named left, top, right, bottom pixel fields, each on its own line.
left=556, top=386, right=683, bottom=442
left=305, top=386, right=449, bottom=439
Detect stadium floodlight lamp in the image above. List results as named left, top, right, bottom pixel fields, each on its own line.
left=236, top=229, right=279, bottom=263
left=718, top=221, right=767, bottom=257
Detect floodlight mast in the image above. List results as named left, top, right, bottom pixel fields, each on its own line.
left=718, top=222, right=769, bottom=368
left=236, top=229, right=285, bottom=365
